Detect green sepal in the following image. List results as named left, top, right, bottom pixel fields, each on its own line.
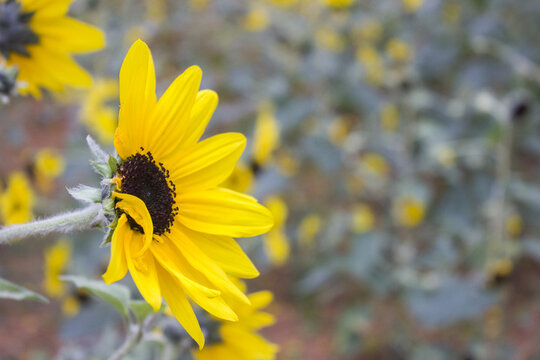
left=108, top=155, right=118, bottom=174
left=100, top=215, right=119, bottom=247
left=90, top=160, right=112, bottom=178
left=67, top=185, right=102, bottom=204
left=130, top=300, right=160, bottom=322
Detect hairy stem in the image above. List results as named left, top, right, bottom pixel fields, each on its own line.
left=0, top=204, right=104, bottom=245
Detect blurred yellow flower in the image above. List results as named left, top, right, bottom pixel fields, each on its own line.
left=380, top=103, right=399, bottom=133
left=386, top=39, right=414, bottom=63
left=194, top=285, right=278, bottom=360
left=1, top=0, right=105, bottom=97
left=276, top=151, right=300, bottom=177
left=403, top=0, right=424, bottom=13
left=145, top=0, right=166, bottom=21
left=323, top=0, right=354, bottom=8
left=356, top=20, right=383, bottom=43
left=264, top=196, right=290, bottom=266
left=190, top=0, right=210, bottom=10
left=298, top=213, right=322, bottom=247
left=360, top=152, right=390, bottom=178
left=105, top=40, right=273, bottom=348
left=443, top=2, right=461, bottom=24
left=328, top=116, right=352, bottom=145
left=61, top=296, right=80, bottom=317
left=356, top=45, right=385, bottom=86
left=222, top=162, right=254, bottom=194
left=244, top=7, right=270, bottom=32
left=315, top=27, right=345, bottom=53
left=43, top=239, right=71, bottom=297
left=0, top=172, right=34, bottom=225
left=35, top=148, right=65, bottom=179
left=253, top=102, right=280, bottom=167
left=351, top=204, right=375, bottom=234
left=506, top=213, right=522, bottom=238
left=80, top=78, right=119, bottom=143
left=392, top=195, right=426, bottom=228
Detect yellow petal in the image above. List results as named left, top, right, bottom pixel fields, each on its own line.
left=113, top=192, right=154, bottom=257
left=22, top=0, right=71, bottom=19
left=177, top=188, right=274, bottom=237
left=265, top=196, right=288, bottom=228
left=169, top=133, right=246, bottom=193
left=179, top=225, right=259, bottom=279
left=116, top=39, right=156, bottom=159
left=253, top=108, right=280, bottom=166
left=248, top=290, right=274, bottom=310
left=181, top=90, right=218, bottom=147
left=151, top=236, right=239, bottom=321
left=125, top=231, right=162, bottom=311
left=157, top=264, right=205, bottom=349
left=147, top=66, right=202, bottom=159
left=102, top=215, right=129, bottom=284
left=166, top=226, right=250, bottom=304
left=33, top=18, right=105, bottom=54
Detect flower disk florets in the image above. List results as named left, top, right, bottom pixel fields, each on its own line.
left=117, top=149, right=177, bottom=235
left=0, top=0, right=39, bottom=59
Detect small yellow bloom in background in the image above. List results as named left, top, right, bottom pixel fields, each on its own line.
left=105, top=40, right=273, bottom=348
left=434, top=145, right=456, bottom=168
left=443, top=2, right=461, bottom=24
left=244, top=7, right=270, bottom=32
left=386, top=39, right=414, bottom=63
left=0, top=172, right=35, bottom=225
left=1, top=0, right=105, bottom=97
left=403, top=0, right=425, bottom=13
left=322, top=0, right=354, bottom=8
left=253, top=102, right=280, bottom=168
left=221, top=162, right=254, bottom=194
left=298, top=213, right=322, bottom=248
left=360, top=152, right=390, bottom=178
left=506, top=212, right=523, bottom=238
left=35, top=148, right=65, bottom=179
left=356, top=20, right=383, bottom=43
left=80, top=79, right=119, bottom=143
left=190, top=0, right=210, bottom=11
left=43, top=239, right=71, bottom=298
left=315, top=27, right=345, bottom=53
left=269, top=0, right=298, bottom=8
left=328, top=116, right=352, bottom=145
left=356, top=45, right=385, bottom=86
left=193, top=283, right=278, bottom=360
left=144, top=0, right=166, bottom=21
left=351, top=203, right=375, bottom=234
left=380, top=103, right=399, bottom=133
left=392, top=195, right=426, bottom=228
left=264, top=196, right=290, bottom=266
left=276, top=151, right=300, bottom=177
left=61, top=296, right=81, bottom=317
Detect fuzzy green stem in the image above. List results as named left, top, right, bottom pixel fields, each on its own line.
left=0, top=204, right=104, bottom=245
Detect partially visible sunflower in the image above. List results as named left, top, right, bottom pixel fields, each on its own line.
left=0, top=0, right=105, bottom=97
left=193, top=281, right=278, bottom=360
left=103, top=40, right=274, bottom=348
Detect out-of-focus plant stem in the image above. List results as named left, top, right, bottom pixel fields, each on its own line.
left=0, top=204, right=104, bottom=245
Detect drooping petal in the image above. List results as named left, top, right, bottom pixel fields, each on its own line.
left=178, top=224, right=259, bottom=279
left=177, top=188, right=274, bottom=237
left=157, top=264, right=205, bottom=349
left=146, top=66, right=202, bottom=159
left=125, top=231, right=161, bottom=312
left=113, top=192, right=153, bottom=257
left=221, top=324, right=279, bottom=360
left=116, top=39, right=156, bottom=159
left=168, top=133, right=246, bottom=193
left=33, top=18, right=105, bottom=54
left=102, top=214, right=129, bottom=284
left=151, top=238, right=238, bottom=321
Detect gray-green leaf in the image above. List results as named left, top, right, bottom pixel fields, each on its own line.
left=67, top=185, right=102, bottom=204
left=0, top=278, right=48, bottom=303
left=61, top=275, right=130, bottom=318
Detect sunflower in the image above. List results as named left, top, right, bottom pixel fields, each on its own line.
left=0, top=0, right=105, bottom=97
left=102, top=40, right=274, bottom=348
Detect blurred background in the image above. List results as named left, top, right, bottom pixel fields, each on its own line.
left=2, top=0, right=540, bottom=359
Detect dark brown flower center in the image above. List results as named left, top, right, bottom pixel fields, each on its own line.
left=0, top=0, right=39, bottom=59
left=117, top=150, right=177, bottom=235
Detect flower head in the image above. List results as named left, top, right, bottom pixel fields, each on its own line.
left=0, top=171, right=34, bottom=225
left=103, top=40, right=274, bottom=348
left=0, top=0, right=105, bottom=97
